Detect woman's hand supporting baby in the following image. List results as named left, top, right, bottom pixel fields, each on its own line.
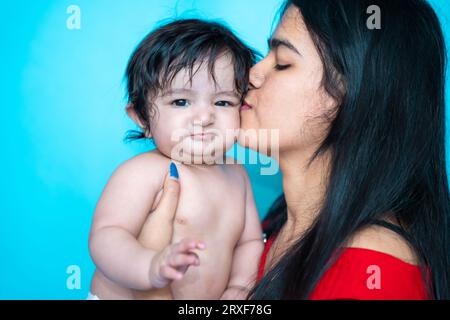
left=89, top=160, right=205, bottom=295
left=133, top=164, right=205, bottom=297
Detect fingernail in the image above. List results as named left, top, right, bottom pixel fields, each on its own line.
left=170, top=162, right=179, bottom=179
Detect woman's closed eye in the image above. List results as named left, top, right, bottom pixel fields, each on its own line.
left=171, top=99, right=190, bottom=107
left=274, top=64, right=291, bottom=71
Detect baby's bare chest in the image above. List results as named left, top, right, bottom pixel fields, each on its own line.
left=172, top=166, right=246, bottom=244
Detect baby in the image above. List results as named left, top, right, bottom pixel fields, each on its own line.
left=88, top=19, right=264, bottom=300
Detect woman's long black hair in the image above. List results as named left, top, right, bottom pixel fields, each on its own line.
left=250, top=0, right=450, bottom=299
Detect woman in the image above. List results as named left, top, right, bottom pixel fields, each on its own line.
left=142, top=0, right=450, bottom=299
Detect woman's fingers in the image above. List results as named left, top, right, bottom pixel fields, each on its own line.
left=137, top=162, right=181, bottom=245
left=152, top=162, right=181, bottom=223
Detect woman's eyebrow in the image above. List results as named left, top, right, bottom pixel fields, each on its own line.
left=268, top=37, right=302, bottom=56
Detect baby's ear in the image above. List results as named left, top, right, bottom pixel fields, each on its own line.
left=126, top=103, right=152, bottom=138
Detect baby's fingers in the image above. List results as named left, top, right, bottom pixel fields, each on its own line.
left=160, top=265, right=183, bottom=281
left=169, top=252, right=200, bottom=268
left=174, top=238, right=206, bottom=253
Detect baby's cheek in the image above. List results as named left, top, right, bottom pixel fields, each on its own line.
left=218, top=111, right=240, bottom=149
left=150, top=134, right=171, bottom=157
left=151, top=124, right=181, bottom=158
left=221, top=108, right=240, bottom=129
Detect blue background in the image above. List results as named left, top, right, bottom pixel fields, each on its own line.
left=1, top=0, right=448, bottom=299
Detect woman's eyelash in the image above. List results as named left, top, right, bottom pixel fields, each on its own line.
left=274, top=64, right=290, bottom=71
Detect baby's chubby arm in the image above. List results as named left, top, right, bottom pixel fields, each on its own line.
left=221, top=166, right=264, bottom=299
left=89, top=154, right=203, bottom=290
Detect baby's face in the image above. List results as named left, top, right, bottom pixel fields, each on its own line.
left=149, top=54, right=241, bottom=164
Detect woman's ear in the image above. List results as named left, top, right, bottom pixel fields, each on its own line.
left=126, top=103, right=152, bottom=138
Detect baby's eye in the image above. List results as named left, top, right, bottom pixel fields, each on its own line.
left=215, top=101, right=235, bottom=107
left=171, top=99, right=190, bottom=107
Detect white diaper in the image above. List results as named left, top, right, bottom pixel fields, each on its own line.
left=86, top=292, right=100, bottom=300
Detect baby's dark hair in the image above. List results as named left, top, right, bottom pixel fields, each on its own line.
left=125, top=18, right=259, bottom=141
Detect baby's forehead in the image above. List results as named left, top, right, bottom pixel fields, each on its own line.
left=162, top=59, right=238, bottom=95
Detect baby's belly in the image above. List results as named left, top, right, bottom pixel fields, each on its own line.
left=148, top=166, right=246, bottom=299
left=91, top=269, right=174, bottom=300
left=170, top=226, right=237, bottom=299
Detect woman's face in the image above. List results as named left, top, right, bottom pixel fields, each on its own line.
left=239, top=6, right=337, bottom=157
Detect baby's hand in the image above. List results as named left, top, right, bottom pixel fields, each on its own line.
left=149, top=238, right=206, bottom=288
left=220, top=285, right=251, bottom=300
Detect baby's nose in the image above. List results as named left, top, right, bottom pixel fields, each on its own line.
left=194, top=106, right=215, bottom=126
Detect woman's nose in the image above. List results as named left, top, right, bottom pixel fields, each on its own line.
left=249, top=65, right=265, bottom=89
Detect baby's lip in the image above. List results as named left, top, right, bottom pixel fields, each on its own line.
left=190, top=131, right=216, bottom=136
left=189, top=132, right=216, bottom=140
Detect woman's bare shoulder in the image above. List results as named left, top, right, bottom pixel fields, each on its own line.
left=345, top=223, right=420, bottom=266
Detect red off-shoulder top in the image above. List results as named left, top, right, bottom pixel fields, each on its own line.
left=257, top=233, right=430, bottom=300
